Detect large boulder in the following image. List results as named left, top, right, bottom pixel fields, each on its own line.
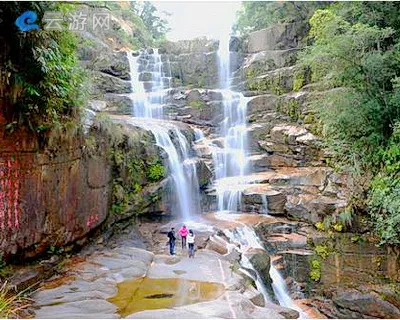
left=247, top=23, right=304, bottom=53
left=206, top=235, right=229, bottom=255
left=195, top=159, right=213, bottom=188
left=243, top=248, right=275, bottom=300
left=247, top=94, right=279, bottom=116
left=242, top=66, right=296, bottom=95
left=102, top=94, right=132, bottom=115
left=88, top=51, right=130, bottom=80
left=177, top=52, right=219, bottom=87
left=243, top=49, right=299, bottom=78
left=92, top=72, right=131, bottom=95
left=333, top=289, right=400, bottom=319
left=243, top=189, right=287, bottom=215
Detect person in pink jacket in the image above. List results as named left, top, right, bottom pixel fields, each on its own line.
left=178, top=225, right=189, bottom=249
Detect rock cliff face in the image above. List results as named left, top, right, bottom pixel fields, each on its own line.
left=0, top=114, right=165, bottom=260
left=159, top=23, right=347, bottom=226
left=142, top=24, right=399, bottom=318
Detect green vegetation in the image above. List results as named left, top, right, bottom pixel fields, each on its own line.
left=233, top=2, right=327, bottom=36
left=314, top=214, right=349, bottom=234
left=188, top=100, right=206, bottom=110
left=368, top=124, right=400, bottom=246
left=235, top=1, right=400, bottom=247
left=92, top=114, right=164, bottom=217
left=1, top=1, right=169, bottom=136
left=299, top=3, right=400, bottom=246
left=314, top=245, right=330, bottom=260
left=2, top=3, right=87, bottom=134
left=0, top=282, right=30, bottom=318
left=309, top=259, right=321, bottom=282
left=108, top=1, right=169, bottom=48
left=147, top=161, right=166, bottom=182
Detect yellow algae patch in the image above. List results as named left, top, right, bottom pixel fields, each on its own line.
left=108, top=277, right=225, bottom=317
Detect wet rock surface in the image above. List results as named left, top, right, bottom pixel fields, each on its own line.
left=31, top=217, right=302, bottom=319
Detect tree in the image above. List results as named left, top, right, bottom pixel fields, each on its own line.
left=299, top=3, right=400, bottom=245
left=135, top=1, right=170, bottom=40
left=300, top=8, right=400, bottom=167
left=0, top=2, right=86, bottom=132
left=233, top=1, right=327, bottom=35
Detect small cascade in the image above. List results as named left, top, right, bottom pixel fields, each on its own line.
left=226, top=225, right=307, bottom=318
left=261, top=194, right=269, bottom=215
left=224, top=227, right=272, bottom=304
left=193, top=128, right=205, bottom=141
left=126, top=49, right=201, bottom=220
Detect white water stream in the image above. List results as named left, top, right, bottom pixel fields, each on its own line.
left=214, top=29, right=306, bottom=318
left=127, top=49, right=200, bottom=220
left=214, top=36, right=249, bottom=213
left=226, top=225, right=307, bottom=318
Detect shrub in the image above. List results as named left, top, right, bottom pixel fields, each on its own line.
left=147, top=161, right=166, bottom=182
left=309, top=259, right=322, bottom=282
left=368, top=124, right=400, bottom=246
left=0, top=282, right=30, bottom=318
left=315, top=245, right=330, bottom=259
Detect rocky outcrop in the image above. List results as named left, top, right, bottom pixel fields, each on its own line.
left=165, top=89, right=225, bottom=126
left=246, top=23, right=305, bottom=53
left=0, top=115, right=166, bottom=261
left=158, top=38, right=219, bottom=55
left=87, top=51, right=130, bottom=81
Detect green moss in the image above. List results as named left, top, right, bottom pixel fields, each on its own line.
left=315, top=221, right=325, bottom=231
left=287, top=99, right=300, bottom=121
left=332, top=222, right=344, bottom=232
left=303, top=114, right=315, bottom=124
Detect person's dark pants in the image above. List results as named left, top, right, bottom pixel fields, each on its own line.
left=169, top=241, right=175, bottom=255
left=181, top=236, right=187, bottom=249
left=188, top=243, right=194, bottom=258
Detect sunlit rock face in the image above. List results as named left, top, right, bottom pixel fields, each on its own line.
left=246, top=23, right=306, bottom=53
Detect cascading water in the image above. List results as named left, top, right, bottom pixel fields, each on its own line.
left=214, top=35, right=249, bottom=212
left=126, top=49, right=200, bottom=221
left=214, top=26, right=306, bottom=318
left=261, top=194, right=270, bottom=215
left=226, top=225, right=307, bottom=318
left=224, top=227, right=272, bottom=304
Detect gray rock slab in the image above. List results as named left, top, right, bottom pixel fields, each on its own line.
left=34, top=299, right=118, bottom=319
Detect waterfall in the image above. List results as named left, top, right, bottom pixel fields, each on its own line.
left=193, top=128, right=205, bottom=141
left=214, top=29, right=305, bottom=318
left=214, top=35, right=249, bottom=213
left=126, top=49, right=200, bottom=220
left=226, top=225, right=307, bottom=318
left=261, top=194, right=270, bottom=215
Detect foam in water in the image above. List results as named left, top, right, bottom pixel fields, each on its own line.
left=126, top=50, right=201, bottom=220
